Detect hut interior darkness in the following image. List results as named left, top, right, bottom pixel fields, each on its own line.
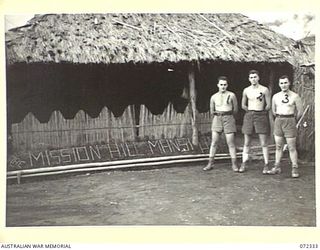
left=7, top=62, right=189, bottom=123
left=7, top=60, right=293, bottom=151
left=5, top=13, right=310, bottom=154
left=8, top=61, right=294, bottom=123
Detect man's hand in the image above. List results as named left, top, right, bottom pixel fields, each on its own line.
left=242, top=106, right=249, bottom=112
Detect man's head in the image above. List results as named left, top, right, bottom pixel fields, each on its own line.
left=279, top=75, right=291, bottom=92
left=248, top=70, right=260, bottom=85
left=217, top=76, right=228, bottom=93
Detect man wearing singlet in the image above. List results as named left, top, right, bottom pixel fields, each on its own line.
left=268, top=75, right=303, bottom=178
left=203, top=76, right=239, bottom=172
left=240, top=70, right=271, bottom=173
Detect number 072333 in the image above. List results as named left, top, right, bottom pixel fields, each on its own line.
left=300, top=244, right=318, bottom=248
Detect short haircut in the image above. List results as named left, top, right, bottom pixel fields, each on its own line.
left=248, top=70, right=259, bottom=76
left=279, top=75, right=290, bottom=81
left=218, top=76, right=228, bottom=82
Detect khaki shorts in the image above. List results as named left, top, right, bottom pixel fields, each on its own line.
left=241, top=110, right=269, bottom=134
left=212, top=114, right=236, bottom=134
left=274, top=117, right=297, bottom=138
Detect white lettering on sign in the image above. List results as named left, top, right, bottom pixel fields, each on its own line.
left=24, top=137, right=210, bottom=168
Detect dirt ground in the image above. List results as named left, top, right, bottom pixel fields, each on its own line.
left=6, top=159, right=316, bottom=226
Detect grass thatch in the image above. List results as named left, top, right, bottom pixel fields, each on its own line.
left=5, top=13, right=308, bottom=65
left=298, top=35, right=315, bottom=68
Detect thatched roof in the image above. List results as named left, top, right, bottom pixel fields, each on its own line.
left=5, top=13, right=305, bottom=65
left=298, top=35, right=315, bottom=66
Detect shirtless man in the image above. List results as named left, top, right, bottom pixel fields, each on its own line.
left=268, top=75, right=303, bottom=178
left=240, top=70, right=271, bottom=173
left=203, top=76, right=239, bottom=172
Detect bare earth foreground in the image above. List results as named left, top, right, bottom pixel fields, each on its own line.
left=6, top=159, right=315, bottom=226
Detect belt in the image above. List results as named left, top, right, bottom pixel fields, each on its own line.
left=213, top=111, right=233, bottom=116
left=275, top=114, right=295, bottom=118
left=247, top=110, right=267, bottom=115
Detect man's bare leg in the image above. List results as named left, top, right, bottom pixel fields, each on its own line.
left=287, top=137, right=299, bottom=178
left=203, top=131, right=220, bottom=171
left=239, top=134, right=251, bottom=172
left=268, top=135, right=284, bottom=174
left=258, top=133, right=269, bottom=174
left=225, top=133, right=238, bottom=172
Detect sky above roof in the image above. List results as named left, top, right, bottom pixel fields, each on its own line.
left=242, top=12, right=315, bottom=40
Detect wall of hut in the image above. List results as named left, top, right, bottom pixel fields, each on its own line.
left=11, top=106, right=136, bottom=152
left=293, top=65, right=315, bottom=158
left=139, top=103, right=193, bottom=140
left=10, top=102, right=213, bottom=152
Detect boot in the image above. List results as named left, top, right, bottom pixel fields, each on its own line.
left=262, top=163, right=269, bottom=174
left=231, top=158, right=239, bottom=172
left=238, top=161, right=247, bottom=173
left=267, top=163, right=281, bottom=175
left=203, top=157, right=214, bottom=171
left=292, top=165, right=299, bottom=178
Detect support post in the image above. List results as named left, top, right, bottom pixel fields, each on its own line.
left=188, top=63, right=198, bottom=146
left=268, top=67, right=275, bottom=143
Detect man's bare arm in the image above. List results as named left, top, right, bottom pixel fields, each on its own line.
left=295, top=95, right=303, bottom=121
left=210, top=95, right=215, bottom=115
left=232, top=93, right=238, bottom=115
left=241, top=88, right=248, bottom=111
left=271, top=95, right=277, bottom=116
left=264, top=88, right=271, bottom=111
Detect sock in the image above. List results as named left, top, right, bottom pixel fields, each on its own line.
left=262, top=146, right=269, bottom=165
left=231, top=158, right=237, bottom=165
left=242, top=152, right=249, bottom=163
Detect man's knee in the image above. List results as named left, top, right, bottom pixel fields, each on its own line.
left=243, top=136, right=251, bottom=146
left=227, top=142, right=236, bottom=149
left=259, top=134, right=269, bottom=147
left=287, top=142, right=297, bottom=152
left=275, top=143, right=283, bottom=151
left=211, top=140, right=219, bottom=147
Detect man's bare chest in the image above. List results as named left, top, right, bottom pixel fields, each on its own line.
left=215, top=94, right=231, bottom=106
left=276, top=93, right=295, bottom=106
left=247, top=89, right=265, bottom=102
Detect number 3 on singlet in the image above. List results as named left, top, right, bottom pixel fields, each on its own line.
left=282, top=94, right=289, bottom=103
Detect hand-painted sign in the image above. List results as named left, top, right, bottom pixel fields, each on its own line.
left=8, top=136, right=224, bottom=171
left=7, top=136, right=223, bottom=170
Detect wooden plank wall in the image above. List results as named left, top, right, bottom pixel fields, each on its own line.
left=11, top=102, right=216, bottom=152
left=197, top=111, right=212, bottom=136
left=11, top=106, right=136, bottom=152
left=139, top=103, right=193, bottom=140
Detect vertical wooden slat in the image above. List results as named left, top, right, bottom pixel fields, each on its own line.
left=140, top=105, right=145, bottom=138
left=10, top=105, right=136, bottom=152
left=137, top=102, right=193, bottom=141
